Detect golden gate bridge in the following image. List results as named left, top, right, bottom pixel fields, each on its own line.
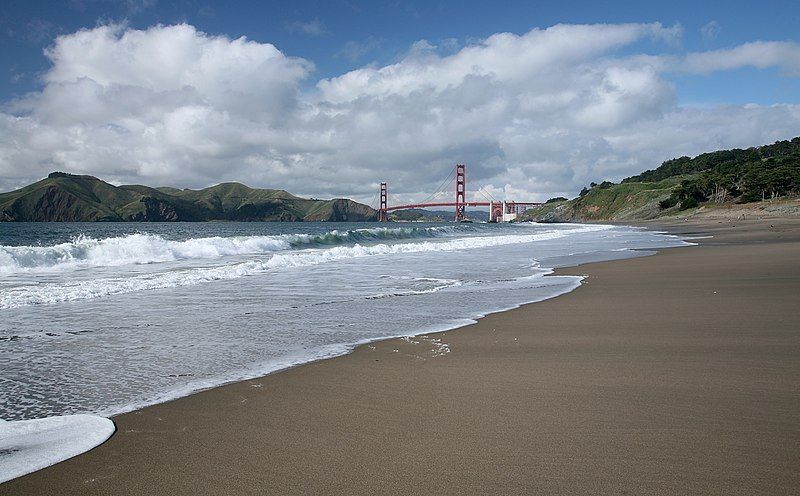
left=375, top=164, right=541, bottom=222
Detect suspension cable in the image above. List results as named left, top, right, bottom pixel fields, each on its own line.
left=477, top=186, right=498, bottom=203
left=416, top=164, right=457, bottom=206
left=368, top=189, right=379, bottom=210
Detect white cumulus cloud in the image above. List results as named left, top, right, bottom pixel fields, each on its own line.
left=1, top=22, right=798, bottom=204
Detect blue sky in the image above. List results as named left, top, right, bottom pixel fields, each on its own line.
left=0, top=1, right=798, bottom=200
left=2, top=0, right=798, bottom=104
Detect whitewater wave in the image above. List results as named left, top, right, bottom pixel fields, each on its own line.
left=0, top=226, right=464, bottom=274
left=0, top=225, right=611, bottom=309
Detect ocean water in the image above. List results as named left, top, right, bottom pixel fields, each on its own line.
left=0, top=222, right=689, bottom=421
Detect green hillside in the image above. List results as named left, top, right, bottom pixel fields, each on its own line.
left=521, top=178, right=683, bottom=222
left=0, top=172, right=377, bottom=222
left=623, top=137, right=800, bottom=185
left=522, top=136, right=800, bottom=222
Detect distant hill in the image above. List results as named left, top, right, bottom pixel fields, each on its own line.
left=521, top=136, right=800, bottom=222
left=0, top=172, right=377, bottom=222
left=389, top=208, right=487, bottom=222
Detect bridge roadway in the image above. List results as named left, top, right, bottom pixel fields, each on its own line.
left=383, top=201, right=490, bottom=212
left=384, top=201, right=542, bottom=212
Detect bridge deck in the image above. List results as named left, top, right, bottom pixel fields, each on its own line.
left=384, top=201, right=541, bottom=212
left=384, top=202, right=489, bottom=212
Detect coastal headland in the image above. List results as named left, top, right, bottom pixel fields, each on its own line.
left=2, top=216, right=799, bottom=495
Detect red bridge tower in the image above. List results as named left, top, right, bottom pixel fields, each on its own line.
left=454, top=163, right=466, bottom=222
left=379, top=182, right=388, bottom=222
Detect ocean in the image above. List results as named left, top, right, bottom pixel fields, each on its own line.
left=0, top=221, right=689, bottom=421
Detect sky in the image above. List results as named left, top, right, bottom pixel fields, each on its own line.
left=0, top=0, right=799, bottom=204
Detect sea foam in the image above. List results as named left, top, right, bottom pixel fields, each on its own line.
left=0, top=415, right=115, bottom=483
left=0, top=224, right=612, bottom=308
left=0, top=226, right=460, bottom=274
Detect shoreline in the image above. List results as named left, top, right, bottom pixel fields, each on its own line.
left=96, top=267, right=585, bottom=421
left=3, top=217, right=800, bottom=494
left=3, top=223, right=671, bottom=422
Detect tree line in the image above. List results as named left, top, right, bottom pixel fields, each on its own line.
left=623, top=137, right=800, bottom=210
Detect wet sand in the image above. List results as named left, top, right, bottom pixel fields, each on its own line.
left=3, top=218, right=800, bottom=495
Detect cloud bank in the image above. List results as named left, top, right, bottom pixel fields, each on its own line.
left=1, top=22, right=799, bottom=203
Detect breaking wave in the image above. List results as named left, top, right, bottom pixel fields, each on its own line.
left=0, top=225, right=611, bottom=308
left=0, top=226, right=465, bottom=274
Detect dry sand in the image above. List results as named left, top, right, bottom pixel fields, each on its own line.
left=3, top=218, right=799, bottom=495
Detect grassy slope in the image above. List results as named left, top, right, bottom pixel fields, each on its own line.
left=117, top=185, right=209, bottom=220
left=302, top=198, right=378, bottom=222
left=521, top=177, right=683, bottom=222
left=167, top=183, right=307, bottom=220
left=523, top=137, right=800, bottom=223
left=0, top=174, right=377, bottom=222
left=0, top=174, right=135, bottom=221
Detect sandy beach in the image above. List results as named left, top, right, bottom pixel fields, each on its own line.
left=3, top=217, right=799, bottom=495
